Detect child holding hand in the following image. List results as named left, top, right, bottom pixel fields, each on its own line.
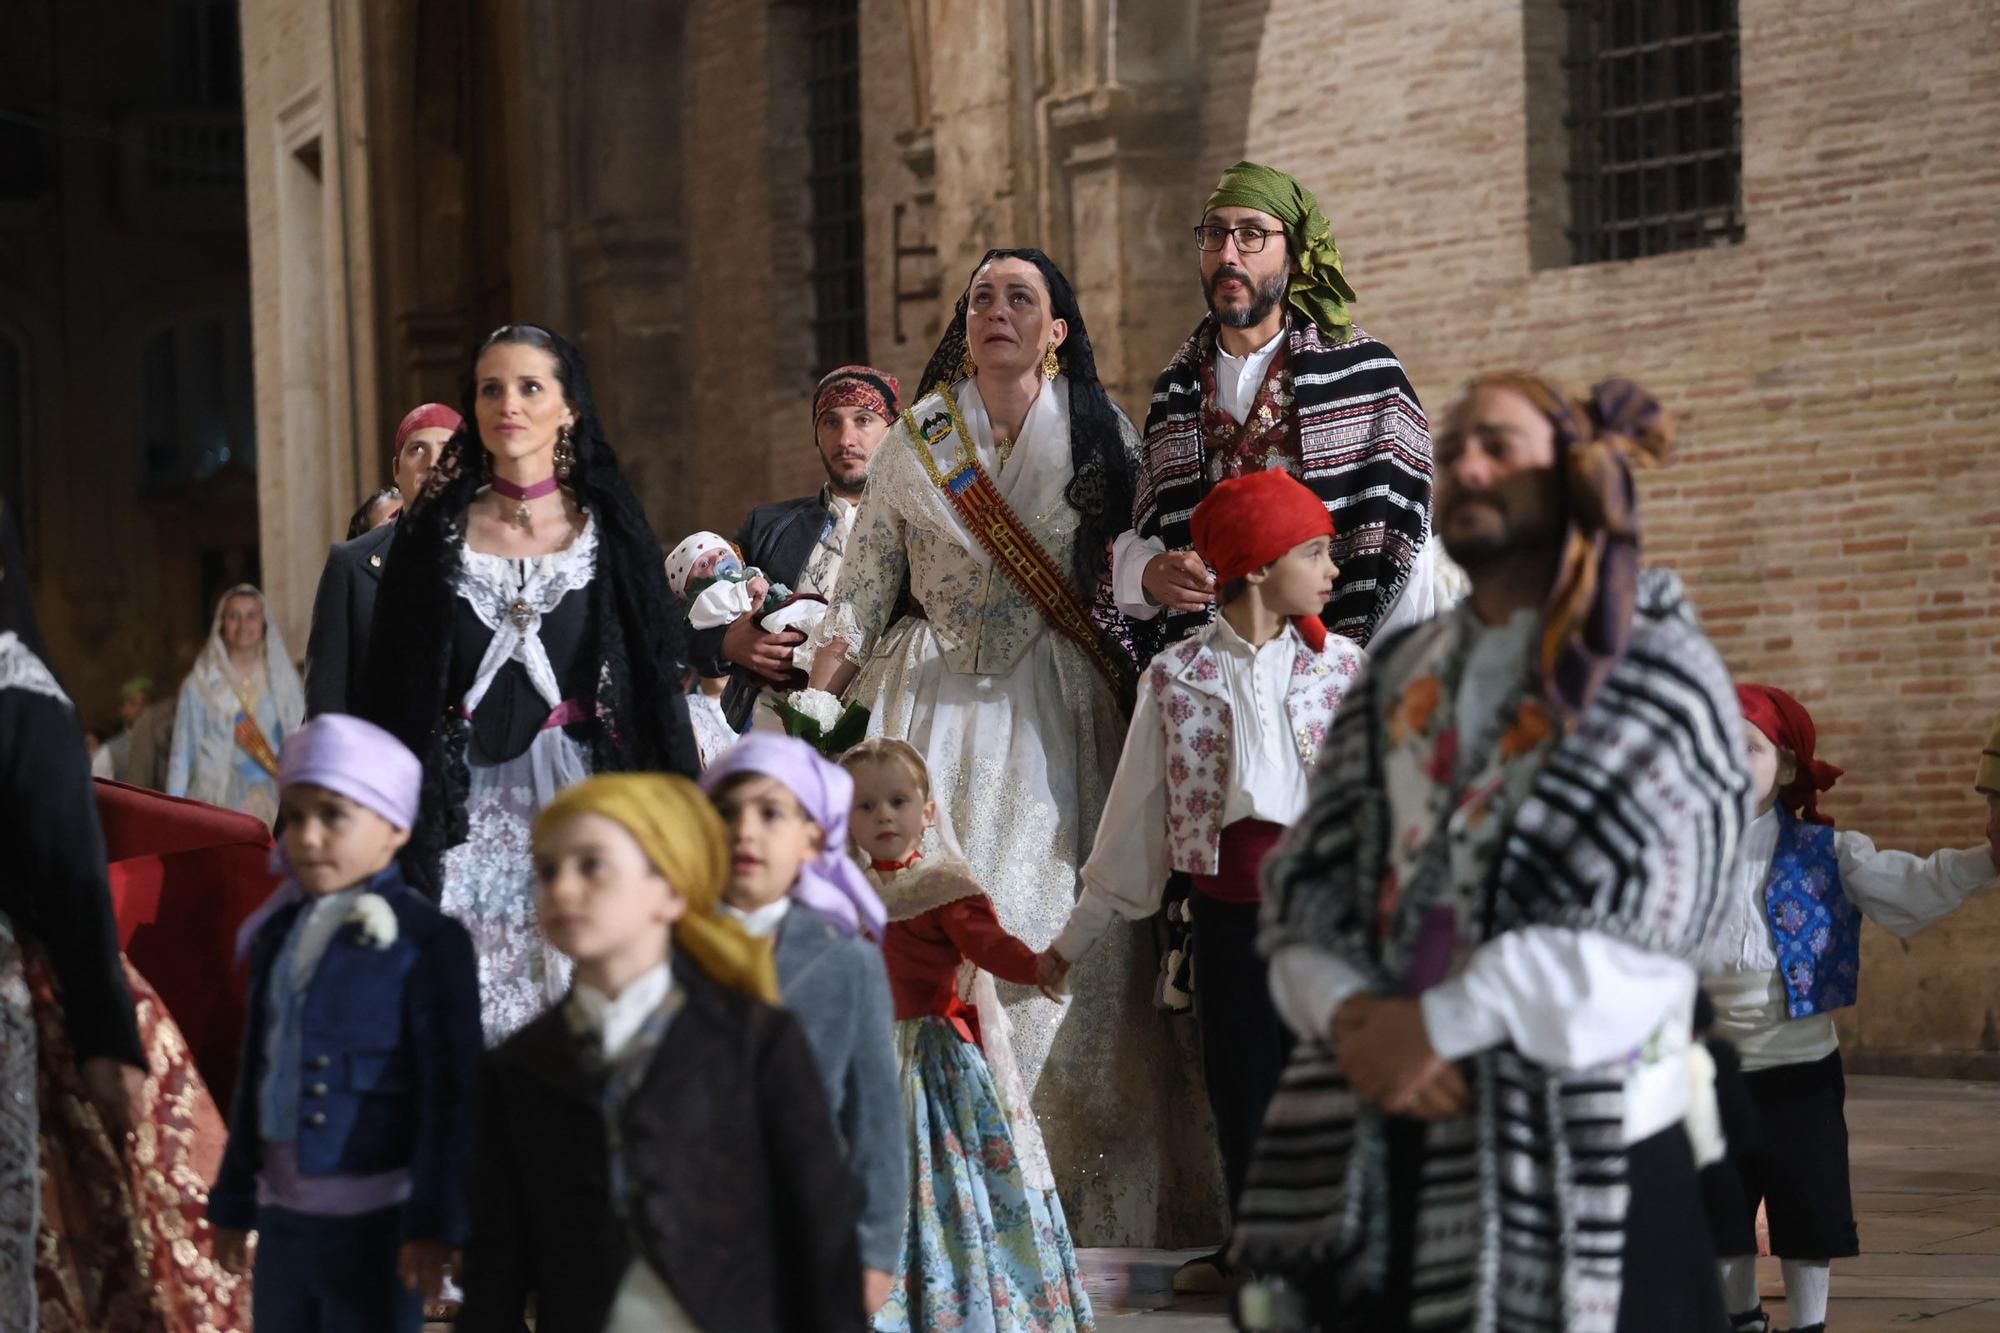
left=209, top=713, right=482, bottom=1332
left=1043, top=469, right=1364, bottom=1291
left=457, top=773, right=864, bottom=1332
left=841, top=737, right=1093, bottom=1333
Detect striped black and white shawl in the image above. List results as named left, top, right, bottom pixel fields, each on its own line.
left=1233, top=568, right=1750, bottom=1331
left=1132, top=316, right=1431, bottom=652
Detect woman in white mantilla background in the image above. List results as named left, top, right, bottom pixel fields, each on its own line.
left=808, top=247, right=1221, bottom=1244
left=166, top=584, right=304, bottom=826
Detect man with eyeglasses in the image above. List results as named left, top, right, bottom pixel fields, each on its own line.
left=1111, top=160, right=1440, bottom=1298
left=1115, top=161, right=1438, bottom=657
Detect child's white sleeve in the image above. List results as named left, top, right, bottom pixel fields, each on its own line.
left=1054, top=685, right=1172, bottom=962
left=1837, top=830, right=1999, bottom=939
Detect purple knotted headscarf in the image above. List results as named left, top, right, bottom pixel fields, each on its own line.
left=235, top=713, right=423, bottom=962
left=700, top=733, right=887, bottom=940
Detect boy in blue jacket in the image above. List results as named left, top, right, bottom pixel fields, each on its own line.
left=209, top=713, right=482, bottom=1331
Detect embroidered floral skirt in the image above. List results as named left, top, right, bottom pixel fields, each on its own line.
left=873, top=1016, right=1093, bottom=1333
left=0, top=919, right=250, bottom=1332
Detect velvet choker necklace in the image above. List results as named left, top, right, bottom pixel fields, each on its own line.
left=870, top=849, right=923, bottom=873
left=490, top=474, right=560, bottom=529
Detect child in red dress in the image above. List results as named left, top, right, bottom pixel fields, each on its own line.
left=840, top=737, right=1092, bottom=1332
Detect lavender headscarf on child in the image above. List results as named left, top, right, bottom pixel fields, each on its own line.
left=699, top=733, right=887, bottom=939
left=235, top=713, right=424, bottom=961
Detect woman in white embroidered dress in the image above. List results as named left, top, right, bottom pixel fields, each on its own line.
left=359, top=325, right=700, bottom=1042
left=166, top=584, right=305, bottom=825
left=808, top=249, right=1221, bottom=1243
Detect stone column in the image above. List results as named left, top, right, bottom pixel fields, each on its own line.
left=1033, top=0, right=1204, bottom=420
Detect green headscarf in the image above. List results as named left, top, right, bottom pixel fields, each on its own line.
left=1202, top=160, right=1357, bottom=342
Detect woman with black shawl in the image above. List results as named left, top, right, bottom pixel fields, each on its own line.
left=358, top=324, right=698, bottom=1042
left=807, top=250, right=1219, bottom=1245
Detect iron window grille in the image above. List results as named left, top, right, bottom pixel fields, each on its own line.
left=806, top=0, right=867, bottom=369
left=1564, top=0, right=1744, bottom=264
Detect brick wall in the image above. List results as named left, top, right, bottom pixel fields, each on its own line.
left=1189, top=0, right=2000, bottom=1065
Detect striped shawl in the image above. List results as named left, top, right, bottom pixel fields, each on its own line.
left=1233, top=568, right=1750, bottom=1331
left=1133, top=316, right=1431, bottom=651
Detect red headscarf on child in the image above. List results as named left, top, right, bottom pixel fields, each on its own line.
left=1737, top=683, right=1843, bottom=825
left=1190, top=468, right=1337, bottom=651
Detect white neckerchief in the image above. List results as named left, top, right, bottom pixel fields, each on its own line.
left=569, top=960, right=673, bottom=1062
left=722, top=896, right=793, bottom=940
left=287, top=886, right=366, bottom=989
left=455, top=515, right=599, bottom=713
left=1211, top=324, right=1287, bottom=425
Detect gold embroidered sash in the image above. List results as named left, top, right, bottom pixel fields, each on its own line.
left=227, top=674, right=281, bottom=778
left=904, top=389, right=1133, bottom=703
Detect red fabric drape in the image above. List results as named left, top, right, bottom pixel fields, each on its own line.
left=95, top=780, right=278, bottom=1107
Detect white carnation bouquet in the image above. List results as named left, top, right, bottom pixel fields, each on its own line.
left=765, top=688, right=870, bottom=757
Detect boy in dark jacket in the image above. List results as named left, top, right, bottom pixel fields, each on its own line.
left=209, top=713, right=481, bottom=1332
left=458, top=773, right=865, bottom=1331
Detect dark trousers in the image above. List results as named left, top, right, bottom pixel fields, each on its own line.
left=1716, top=1049, right=1859, bottom=1261
left=1335, top=1123, right=1728, bottom=1333
left=253, top=1205, right=423, bottom=1333
left=1190, top=890, right=1294, bottom=1214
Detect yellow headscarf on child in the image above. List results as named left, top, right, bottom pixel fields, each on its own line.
left=534, top=774, right=780, bottom=1004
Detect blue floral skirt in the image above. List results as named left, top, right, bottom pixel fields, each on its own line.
left=873, top=1017, right=1094, bottom=1332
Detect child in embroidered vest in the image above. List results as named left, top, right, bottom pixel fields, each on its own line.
left=1043, top=467, right=1364, bottom=1291
left=698, top=734, right=906, bottom=1317
left=457, top=774, right=865, bottom=1331
left=839, top=737, right=1093, bottom=1332
left=1706, top=685, right=2000, bottom=1333
left=209, top=713, right=483, bottom=1333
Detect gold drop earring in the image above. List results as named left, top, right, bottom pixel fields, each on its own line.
left=553, top=422, right=575, bottom=480
left=1042, top=343, right=1060, bottom=380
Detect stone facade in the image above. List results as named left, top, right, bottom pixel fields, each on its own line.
left=240, top=3, right=1998, bottom=1074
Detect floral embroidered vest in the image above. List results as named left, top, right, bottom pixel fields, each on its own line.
left=1764, top=807, right=1862, bottom=1018
left=1199, top=338, right=1299, bottom=483
left=1151, top=623, right=1363, bottom=875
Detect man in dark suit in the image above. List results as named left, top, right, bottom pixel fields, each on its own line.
left=303, top=403, right=461, bottom=717
left=690, top=366, right=899, bottom=729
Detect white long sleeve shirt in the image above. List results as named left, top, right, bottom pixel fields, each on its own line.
left=1054, top=616, right=1323, bottom=963
left=1268, top=609, right=1695, bottom=1143
left=1701, top=809, right=1997, bottom=1071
